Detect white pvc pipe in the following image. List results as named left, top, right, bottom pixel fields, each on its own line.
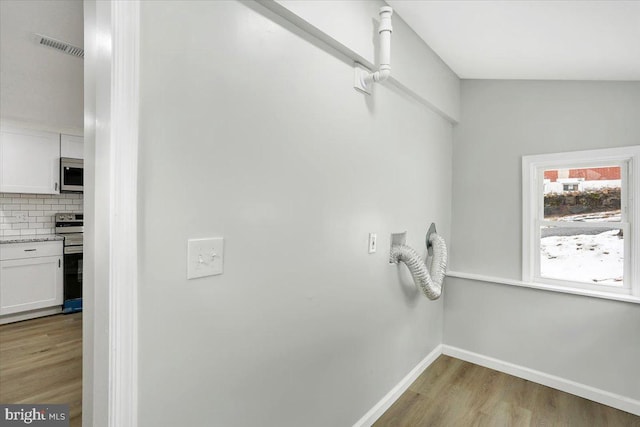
left=363, top=6, right=393, bottom=85
left=377, top=7, right=392, bottom=70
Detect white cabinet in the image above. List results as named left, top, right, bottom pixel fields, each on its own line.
left=0, top=241, right=63, bottom=318
left=61, top=134, right=84, bottom=159
left=0, top=127, right=60, bottom=194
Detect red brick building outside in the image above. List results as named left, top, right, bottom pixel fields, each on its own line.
left=544, top=167, right=621, bottom=182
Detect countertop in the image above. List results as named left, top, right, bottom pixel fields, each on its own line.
left=0, top=234, right=64, bottom=244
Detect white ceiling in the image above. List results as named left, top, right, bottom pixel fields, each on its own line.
left=387, top=0, right=640, bottom=81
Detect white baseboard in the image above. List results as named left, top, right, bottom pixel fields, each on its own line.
left=0, top=306, right=62, bottom=325
left=353, top=344, right=443, bottom=427
left=442, top=345, right=640, bottom=416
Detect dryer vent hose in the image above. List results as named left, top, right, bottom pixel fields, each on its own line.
left=390, top=234, right=448, bottom=300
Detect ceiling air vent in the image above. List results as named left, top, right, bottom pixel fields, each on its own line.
left=34, top=33, right=84, bottom=58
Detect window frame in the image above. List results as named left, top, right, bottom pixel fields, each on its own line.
left=523, top=146, right=640, bottom=299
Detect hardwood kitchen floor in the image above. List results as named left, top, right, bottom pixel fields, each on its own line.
left=374, top=355, right=640, bottom=427
left=0, top=313, right=82, bottom=427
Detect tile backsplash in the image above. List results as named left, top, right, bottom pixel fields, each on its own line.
left=0, top=193, right=83, bottom=237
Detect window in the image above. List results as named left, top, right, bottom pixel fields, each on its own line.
left=523, top=146, right=640, bottom=298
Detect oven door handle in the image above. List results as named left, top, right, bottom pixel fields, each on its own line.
left=64, top=245, right=84, bottom=255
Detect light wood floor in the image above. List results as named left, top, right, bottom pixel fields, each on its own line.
left=375, top=355, right=640, bottom=427
left=0, top=313, right=82, bottom=427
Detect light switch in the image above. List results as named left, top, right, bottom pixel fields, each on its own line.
left=368, top=233, right=377, bottom=253
left=187, top=237, right=224, bottom=279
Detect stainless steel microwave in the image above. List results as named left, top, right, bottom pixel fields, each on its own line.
left=60, top=157, right=84, bottom=193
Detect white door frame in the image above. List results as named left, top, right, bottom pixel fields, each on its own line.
left=84, top=0, right=139, bottom=426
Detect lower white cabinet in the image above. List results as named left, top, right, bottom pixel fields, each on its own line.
left=0, top=241, right=63, bottom=318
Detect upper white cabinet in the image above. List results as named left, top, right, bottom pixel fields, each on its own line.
left=61, top=134, right=84, bottom=159
left=0, top=127, right=60, bottom=194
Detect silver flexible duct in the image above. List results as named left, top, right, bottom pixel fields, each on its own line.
left=390, top=234, right=448, bottom=300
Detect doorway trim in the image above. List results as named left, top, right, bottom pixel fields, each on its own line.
left=84, top=0, right=139, bottom=426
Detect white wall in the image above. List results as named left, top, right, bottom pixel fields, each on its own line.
left=448, top=80, right=640, bottom=400
left=137, top=1, right=455, bottom=426
left=0, top=0, right=83, bottom=133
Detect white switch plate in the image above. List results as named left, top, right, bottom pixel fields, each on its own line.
left=368, top=233, right=377, bottom=253
left=187, top=237, right=224, bottom=279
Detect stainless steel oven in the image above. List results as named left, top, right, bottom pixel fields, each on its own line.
left=60, top=157, right=84, bottom=193
left=56, top=213, right=83, bottom=313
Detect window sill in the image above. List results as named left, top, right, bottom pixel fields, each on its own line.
left=446, top=270, right=640, bottom=305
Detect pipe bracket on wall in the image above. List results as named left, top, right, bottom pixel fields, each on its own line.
left=353, top=6, right=393, bottom=95
left=354, top=63, right=374, bottom=95
left=389, top=224, right=448, bottom=300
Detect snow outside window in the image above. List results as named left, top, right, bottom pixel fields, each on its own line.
left=523, top=147, right=640, bottom=299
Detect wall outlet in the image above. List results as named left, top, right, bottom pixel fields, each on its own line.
left=187, top=237, right=224, bottom=279
left=368, top=233, right=377, bottom=253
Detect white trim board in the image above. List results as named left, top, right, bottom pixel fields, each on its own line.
left=442, top=345, right=640, bottom=417
left=109, top=0, right=140, bottom=427
left=352, top=345, right=443, bottom=427
left=84, top=0, right=140, bottom=426
left=0, top=307, right=62, bottom=325
left=446, top=271, right=640, bottom=305
left=108, top=1, right=140, bottom=426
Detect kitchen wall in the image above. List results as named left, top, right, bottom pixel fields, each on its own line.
left=0, top=192, right=82, bottom=237
left=136, top=1, right=456, bottom=426
left=447, top=80, right=640, bottom=401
